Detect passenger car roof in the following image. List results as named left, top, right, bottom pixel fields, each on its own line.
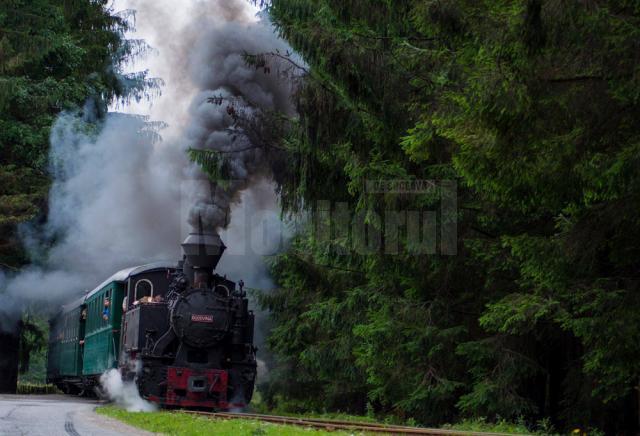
left=84, top=261, right=177, bottom=301
left=55, top=261, right=176, bottom=315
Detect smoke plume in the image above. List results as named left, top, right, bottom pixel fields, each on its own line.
left=0, top=0, right=295, bottom=330
left=0, top=111, right=185, bottom=331
left=181, top=14, right=296, bottom=231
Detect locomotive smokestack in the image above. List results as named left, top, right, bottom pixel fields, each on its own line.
left=181, top=216, right=226, bottom=287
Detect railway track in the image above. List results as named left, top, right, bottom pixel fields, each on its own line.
left=184, top=410, right=519, bottom=435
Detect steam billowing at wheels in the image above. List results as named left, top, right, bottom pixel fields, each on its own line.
left=47, top=225, right=257, bottom=409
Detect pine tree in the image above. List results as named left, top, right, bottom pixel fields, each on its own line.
left=254, top=1, right=640, bottom=432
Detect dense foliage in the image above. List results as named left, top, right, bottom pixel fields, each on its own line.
left=3, top=0, right=639, bottom=432
left=254, top=1, right=640, bottom=433
left=0, top=0, right=156, bottom=388
left=0, top=0, right=153, bottom=267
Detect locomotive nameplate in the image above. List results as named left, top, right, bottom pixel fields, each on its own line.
left=191, top=314, right=214, bottom=323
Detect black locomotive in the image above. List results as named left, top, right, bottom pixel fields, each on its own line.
left=120, top=229, right=257, bottom=408
left=47, top=228, right=257, bottom=410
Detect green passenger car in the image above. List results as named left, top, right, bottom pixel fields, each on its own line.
left=47, top=263, right=173, bottom=393
left=82, top=282, right=125, bottom=376
left=60, top=304, right=84, bottom=376
left=46, top=280, right=125, bottom=391
left=46, top=298, right=85, bottom=392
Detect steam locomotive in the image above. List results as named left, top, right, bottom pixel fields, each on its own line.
left=46, top=229, right=257, bottom=409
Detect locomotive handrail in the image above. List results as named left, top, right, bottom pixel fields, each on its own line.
left=134, top=279, right=154, bottom=301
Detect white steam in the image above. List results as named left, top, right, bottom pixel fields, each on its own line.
left=0, top=111, right=185, bottom=331
left=0, top=0, right=295, bottom=331
left=100, top=369, right=157, bottom=412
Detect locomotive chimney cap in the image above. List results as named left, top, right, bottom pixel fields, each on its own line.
left=182, top=218, right=226, bottom=270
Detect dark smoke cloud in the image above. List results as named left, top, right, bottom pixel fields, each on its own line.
left=122, top=0, right=297, bottom=232
left=0, top=1, right=297, bottom=337
left=184, top=19, right=296, bottom=231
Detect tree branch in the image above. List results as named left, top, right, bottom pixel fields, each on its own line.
left=0, top=262, right=19, bottom=272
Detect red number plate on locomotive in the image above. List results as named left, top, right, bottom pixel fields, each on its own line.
left=191, top=314, right=214, bottom=323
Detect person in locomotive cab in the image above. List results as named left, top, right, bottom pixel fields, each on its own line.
left=102, top=298, right=110, bottom=320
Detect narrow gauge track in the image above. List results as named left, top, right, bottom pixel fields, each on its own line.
left=182, top=410, right=519, bottom=435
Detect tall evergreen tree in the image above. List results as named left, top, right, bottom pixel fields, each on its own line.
left=0, top=0, right=156, bottom=392
left=251, top=1, right=640, bottom=433
left=0, top=0, right=154, bottom=267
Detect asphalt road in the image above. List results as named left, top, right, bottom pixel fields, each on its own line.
left=0, top=395, right=153, bottom=436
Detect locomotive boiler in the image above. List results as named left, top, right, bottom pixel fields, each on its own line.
left=47, top=229, right=257, bottom=410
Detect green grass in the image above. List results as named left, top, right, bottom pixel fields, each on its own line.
left=262, top=410, right=378, bottom=424
left=443, top=418, right=533, bottom=434
left=96, top=406, right=359, bottom=436
left=98, top=405, right=556, bottom=435
left=444, top=417, right=601, bottom=435
left=443, top=417, right=586, bottom=435
left=248, top=394, right=401, bottom=426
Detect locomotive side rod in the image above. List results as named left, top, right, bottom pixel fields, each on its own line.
left=181, top=410, right=521, bottom=435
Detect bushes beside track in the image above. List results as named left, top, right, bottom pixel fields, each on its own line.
left=16, top=382, right=60, bottom=395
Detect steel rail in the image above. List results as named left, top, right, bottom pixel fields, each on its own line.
left=181, top=410, right=520, bottom=435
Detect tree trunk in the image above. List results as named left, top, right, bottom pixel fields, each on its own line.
left=0, top=327, right=21, bottom=394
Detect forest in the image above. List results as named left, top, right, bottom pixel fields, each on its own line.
left=254, top=1, right=640, bottom=433
left=2, top=0, right=640, bottom=434
left=0, top=0, right=155, bottom=390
